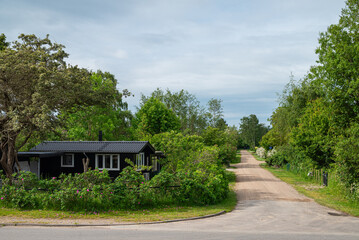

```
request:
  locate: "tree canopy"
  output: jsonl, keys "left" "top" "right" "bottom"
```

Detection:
{"left": 133, "top": 97, "right": 181, "bottom": 136}
{"left": 0, "top": 34, "right": 115, "bottom": 178}
{"left": 261, "top": 0, "right": 359, "bottom": 196}
{"left": 239, "top": 114, "right": 268, "bottom": 150}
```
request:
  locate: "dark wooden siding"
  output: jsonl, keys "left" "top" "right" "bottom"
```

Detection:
{"left": 32, "top": 144, "right": 157, "bottom": 179}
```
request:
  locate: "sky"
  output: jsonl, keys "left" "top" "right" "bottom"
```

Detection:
{"left": 0, "top": 0, "right": 346, "bottom": 126}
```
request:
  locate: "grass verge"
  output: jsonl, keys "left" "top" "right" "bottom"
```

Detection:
{"left": 262, "top": 164, "right": 359, "bottom": 217}
{"left": 0, "top": 192, "right": 237, "bottom": 223}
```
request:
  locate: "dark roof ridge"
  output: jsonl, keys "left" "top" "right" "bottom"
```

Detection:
{"left": 42, "top": 141, "right": 150, "bottom": 143}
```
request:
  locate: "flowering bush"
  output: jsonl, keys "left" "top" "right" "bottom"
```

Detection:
{"left": 266, "top": 148, "right": 277, "bottom": 158}
{"left": 256, "top": 147, "right": 266, "bottom": 159}
{"left": 0, "top": 134, "right": 231, "bottom": 211}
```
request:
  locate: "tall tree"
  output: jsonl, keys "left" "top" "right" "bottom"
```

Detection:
{"left": 0, "top": 33, "right": 9, "bottom": 51}
{"left": 239, "top": 114, "right": 268, "bottom": 150}
{"left": 207, "top": 98, "right": 223, "bottom": 127}
{"left": 140, "top": 88, "right": 208, "bottom": 134}
{"left": 59, "top": 71, "right": 133, "bottom": 141}
{"left": 0, "top": 34, "right": 108, "bottom": 178}
{"left": 133, "top": 97, "right": 180, "bottom": 136}
{"left": 309, "top": 0, "right": 359, "bottom": 129}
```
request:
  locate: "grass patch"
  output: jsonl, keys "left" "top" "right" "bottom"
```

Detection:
{"left": 253, "top": 154, "right": 266, "bottom": 161}
{"left": 262, "top": 164, "right": 359, "bottom": 217}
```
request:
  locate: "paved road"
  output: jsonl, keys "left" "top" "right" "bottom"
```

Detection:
{"left": 1, "top": 150, "right": 359, "bottom": 239}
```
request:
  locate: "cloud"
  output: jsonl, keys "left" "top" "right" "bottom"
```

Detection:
{"left": 0, "top": 0, "right": 347, "bottom": 127}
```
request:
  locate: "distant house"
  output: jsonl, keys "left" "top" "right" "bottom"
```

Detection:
{"left": 14, "top": 141, "right": 163, "bottom": 180}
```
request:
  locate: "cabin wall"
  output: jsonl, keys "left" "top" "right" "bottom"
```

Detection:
{"left": 39, "top": 152, "right": 140, "bottom": 179}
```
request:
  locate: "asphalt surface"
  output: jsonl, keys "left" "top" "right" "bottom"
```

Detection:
{"left": 1, "top": 150, "right": 359, "bottom": 240}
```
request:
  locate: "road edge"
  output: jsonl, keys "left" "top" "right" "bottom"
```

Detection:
{"left": 0, "top": 210, "right": 227, "bottom": 227}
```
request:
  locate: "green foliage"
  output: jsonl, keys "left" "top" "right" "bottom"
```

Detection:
{"left": 147, "top": 130, "right": 230, "bottom": 204}
{"left": 335, "top": 123, "right": 359, "bottom": 199}
{"left": 55, "top": 71, "right": 133, "bottom": 142}
{"left": 0, "top": 33, "right": 9, "bottom": 51}
{"left": 0, "top": 162, "right": 229, "bottom": 211}
{"left": 201, "top": 126, "right": 238, "bottom": 165}
{"left": 261, "top": 1, "right": 359, "bottom": 199}
{"left": 309, "top": 0, "right": 359, "bottom": 129}
{"left": 239, "top": 114, "right": 268, "bottom": 150}
{"left": 207, "top": 98, "right": 224, "bottom": 127}
{"left": 265, "top": 150, "right": 288, "bottom": 167}
{"left": 0, "top": 34, "right": 119, "bottom": 178}
{"left": 290, "top": 99, "right": 334, "bottom": 168}
{"left": 133, "top": 97, "right": 181, "bottom": 136}
{"left": 140, "top": 88, "right": 208, "bottom": 134}
{"left": 147, "top": 131, "right": 206, "bottom": 172}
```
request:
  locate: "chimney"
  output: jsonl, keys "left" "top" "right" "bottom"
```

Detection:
{"left": 99, "top": 130, "right": 103, "bottom": 141}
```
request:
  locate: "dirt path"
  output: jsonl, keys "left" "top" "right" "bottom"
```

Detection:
{"left": 233, "top": 150, "right": 310, "bottom": 202}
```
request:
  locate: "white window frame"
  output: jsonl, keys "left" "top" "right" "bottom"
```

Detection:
{"left": 95, "top": 154, "right": 120, "bottom": 170}
{"left": 136, "top": 153, "right": 145, "bottom": 170}
{"left": 61, "top": 154, "right": 74, "bottom": 167}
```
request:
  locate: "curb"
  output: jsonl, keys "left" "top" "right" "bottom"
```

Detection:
{"left": 0, "top": 210, "right": 226, "bottom": 227}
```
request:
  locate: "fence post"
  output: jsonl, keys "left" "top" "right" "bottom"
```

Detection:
{"left": 323, "top": 171, "right": 328, "bottom": 186}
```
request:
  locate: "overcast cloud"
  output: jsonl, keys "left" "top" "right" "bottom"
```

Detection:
{"left": 0, "top": 0, "right": 346, "bottom": 126}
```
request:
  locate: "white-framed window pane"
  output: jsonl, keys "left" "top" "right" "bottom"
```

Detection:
{"left": 105, "top": 155, "right": 111, "bottom": 168}
{"left": 97, "top": 155, "right": 103, "bottom": 168}
{"left": 61, "top": 154, "right": 74, "bottom": 167}
{"left": 96, "top": 154, "right": 119, "bottom": 170}
{"left": 112, "top": 155, "right": 119, "bottom": 169}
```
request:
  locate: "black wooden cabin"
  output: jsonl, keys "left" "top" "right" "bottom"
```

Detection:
{"left": 14, "top": 141, "right": 162, "bottom": 180}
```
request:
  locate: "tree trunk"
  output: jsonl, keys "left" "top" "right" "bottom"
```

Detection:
{"left": 0, "top": 133, "right": 17, "bottom": 179}
{"left": 82, "top": 157, "right": 90, "bottom": 173}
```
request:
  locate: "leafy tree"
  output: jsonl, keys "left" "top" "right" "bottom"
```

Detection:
{"left": 140, "top": 88, "right": 208, "bottom": 134}
{"left": 207, "top": 98, "right": 223, "bottom": 127}
{"left": 201, "top": 126, "right": 237, "bottom": 165}
{"left": 308, "top": 0, "right": 359, "bottom": 130}
{"left": 0, "top": 33, "right": 9, "bottom": 51}
{"left": 290, "top": 98, "right": 334, "bottom": 168}
{"left": 239, "top": 114, "right": 268, "bottom": 150}
{"left": 0, "top": 34, "right": 109, "bottom": 178}
{"left": 262, "top": 76, "right": 320, "bottom": 149}
{"left": 335, "top": 123, "right": 359, "bottom": 196}
{"left": 214, "top": 118, "right": 228, "bottom": 130}
{"left": 59, "top": 71, "right": 133, "bottom": 141}
{"left": 148, "top": 131, "right": 206, "bottom": 173}
{"left": 133, "top": 97, "right": 180, "bottom": 136}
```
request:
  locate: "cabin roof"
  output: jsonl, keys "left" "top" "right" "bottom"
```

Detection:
{"left": 29, "top": 141, "right": 155, "bottom": 154}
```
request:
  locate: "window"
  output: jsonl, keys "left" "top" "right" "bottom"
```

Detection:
{"left": 136, "top": 153, "right": 145, "bottom": 170}
{"left": 61, "top": 154, "right": 74, "bottom": 167}
{"left": 151, "top": 155, "right": 158, "bottom": 171}
{"left": 95, "top": 154, "right": 120, "bottom": 170}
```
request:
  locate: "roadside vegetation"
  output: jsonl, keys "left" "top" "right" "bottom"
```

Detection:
{"left": 0, "top": 34, "right": 240, "bottom": 220}
{"left": 0, "top": 171, "right": 237, "bottom": 222}
{"left": 261, "top": 164, "right": 359, "bottom": 217}
{"left": 258, "top": 0, "right": 359, "bottom": 205}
